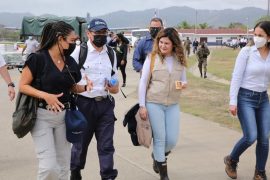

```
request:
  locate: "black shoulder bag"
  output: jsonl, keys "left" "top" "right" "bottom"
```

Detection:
{"left": 12, "top": 53, "right": 43, "bottom": 138}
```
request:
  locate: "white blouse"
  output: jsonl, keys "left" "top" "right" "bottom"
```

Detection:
{"left": 230, "top": 45, "right": 270, "bottom": 105}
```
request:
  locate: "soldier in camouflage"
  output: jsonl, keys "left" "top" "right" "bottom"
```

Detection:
{"left": 196, "top": 43, "right": 210, "bottom": 78}
{"left": 184, "top": 37, "right": 192, "bottom": 57}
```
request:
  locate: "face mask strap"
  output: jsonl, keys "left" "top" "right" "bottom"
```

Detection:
{"left": 57, "top": 41, "right": 66, "bottom": 62}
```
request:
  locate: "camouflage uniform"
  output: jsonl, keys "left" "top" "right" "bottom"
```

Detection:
{"left": 196, "top": 45, "right": 210, "bottom": 78}
{"left": 184, "top": 39, "right": 192, "bottom": 57}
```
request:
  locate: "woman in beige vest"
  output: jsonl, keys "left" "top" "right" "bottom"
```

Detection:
{"left": 138, "top": 27, "right": 187, "bottom": 180}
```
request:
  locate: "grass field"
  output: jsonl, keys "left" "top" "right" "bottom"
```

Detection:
{"left": 180, "top": 48, "right": 241, "bottom": 130}
{"left": 207, "top": 47, "right": 240, "bottom": 81}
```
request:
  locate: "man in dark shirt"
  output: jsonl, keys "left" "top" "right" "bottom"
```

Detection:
{"left": 192, "top": 38, "right": 199, "bottom": 54}
{"left": 132, "top": 17, "right": 163, "bottom": 72}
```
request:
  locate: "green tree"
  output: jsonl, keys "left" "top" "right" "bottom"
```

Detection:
{"left": 199, "top": 23, "right": 209, "bottom": 29}
{"left": 256, "top": 16, "right": 270, "bottom": 24}
{"left": 177, "top": 21, "right": 192, "bottom": 29}
{"left": 228, "top": 22, "right": 246, "bottom": 30}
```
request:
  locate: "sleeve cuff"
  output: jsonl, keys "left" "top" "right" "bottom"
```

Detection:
{"left": 229, "top": 99, "right": 237, "bottom": 106}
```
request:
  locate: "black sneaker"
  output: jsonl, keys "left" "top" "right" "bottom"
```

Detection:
{"left": 224, "top": 155, "right": 238, "bottom": 179}
{"left": 254, "top": 169, "right": 267, "bottom": 180}
{"left": 70, "top": 169, "right": 82, "bottom": 180}
{"left": 122, "top": 83, "right": 126, "bottom": 87}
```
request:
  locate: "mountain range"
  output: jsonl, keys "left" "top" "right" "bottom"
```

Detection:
{"left": 0, "top": 6, "right": 267, "bottom": 29}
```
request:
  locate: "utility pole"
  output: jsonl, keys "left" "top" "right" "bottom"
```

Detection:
{"left": 268, "top": 0, "right": 270, "bottom": 17}
{"left": 246, "top": 17, "right": 249, "bottom": 38}
{"left": 194, "top": 9, "right": 197, "bottom": 38}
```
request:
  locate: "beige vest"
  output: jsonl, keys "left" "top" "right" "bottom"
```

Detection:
{"left": 146, "top": 56, "right": 183, "bottom": 106}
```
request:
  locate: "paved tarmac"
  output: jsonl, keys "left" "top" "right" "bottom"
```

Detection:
{"left": 0, "top": 53, "right": 270, "bottom": 180}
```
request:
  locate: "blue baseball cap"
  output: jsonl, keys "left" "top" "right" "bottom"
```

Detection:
{"left": 88, "top": 18, "right": 108, "bottom": 31}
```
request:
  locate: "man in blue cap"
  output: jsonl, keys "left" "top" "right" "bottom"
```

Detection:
{"left": 70, "top": 18, "right": 119, "bottom": 180}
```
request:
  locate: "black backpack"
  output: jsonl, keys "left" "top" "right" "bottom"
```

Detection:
{"left": 78, "top": 42, "right": 115, "bottom": 76}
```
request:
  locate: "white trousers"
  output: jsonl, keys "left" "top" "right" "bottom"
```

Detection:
{"left": 31, "top": 108, "right": 70, "bottom": 180}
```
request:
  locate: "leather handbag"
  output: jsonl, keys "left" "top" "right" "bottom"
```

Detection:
{"left": 135, "top": 110, "right": 152, "bottom": 148}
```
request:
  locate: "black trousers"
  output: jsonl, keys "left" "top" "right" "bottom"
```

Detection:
{"left": 70, "top": 95, "right": 118, "bottom": 179}
{"left": 118, "top": 61, "right": 126, "bottom": 84}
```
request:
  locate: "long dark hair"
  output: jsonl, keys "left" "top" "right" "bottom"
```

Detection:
{"left": 151, "top": 27, "right": 187, "bottom": 67}
{"left": 38, "top": 21, "right": 74, "bottom": 51}
{"left": 116, "top": 33, "right": 129, "bottom": 44}
{"left": 254, "top": 21, "right": 270, "bottom": 48}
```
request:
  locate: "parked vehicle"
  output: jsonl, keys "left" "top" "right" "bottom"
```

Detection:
{"left": 20, "top": 16, "right": 87, "bottom": 41}
{"left": 2, "top": 52, "right": 24, "bottom": 71}
{"left": 131, "top": 29, "right": 149, "bottom": 47}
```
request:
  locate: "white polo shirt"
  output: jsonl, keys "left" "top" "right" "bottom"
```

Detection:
{"left": 24, "top": 39, "right": 39, "bottom": 54}
{"left": 71, "top": 41, "right": 118, "bottom": 98}
{"left": 0, "top": 53, "right": 6, "bottom": 68}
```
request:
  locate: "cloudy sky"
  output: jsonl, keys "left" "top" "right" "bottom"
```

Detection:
{"left": 0, "top": 0, "right": 266, "bottom": 17}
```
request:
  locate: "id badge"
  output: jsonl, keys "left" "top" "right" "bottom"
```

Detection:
{"left": 175, "top": 81, "right": 182, "bottom": 90}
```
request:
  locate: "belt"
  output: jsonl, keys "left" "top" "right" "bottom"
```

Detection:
{"left": 78, "top": 95, "right": 108, "bottom": 102}
{"left": 38, "top": 101, "right": 71, "bottom": 110}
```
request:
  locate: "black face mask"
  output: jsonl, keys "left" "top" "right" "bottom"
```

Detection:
{"left": 92, "top": 35, "right": 107, "bottom": 47}
{"left": 63, "top": 43, "right": 76, "bottom": 56}
{"left": 150, "top": 27, "right": 161, "bottom": 39}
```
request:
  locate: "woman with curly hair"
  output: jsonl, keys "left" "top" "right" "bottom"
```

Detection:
{"left": 138, "top": 27, "right": 187, "bottom": 180}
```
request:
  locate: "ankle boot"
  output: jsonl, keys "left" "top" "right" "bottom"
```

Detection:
{"left": 224, "top": 155, "right": 238, "bottom": 179}
{"left": 152, "top": 152, "right": 171, "bottom": 174}
{"left": 254, "top": 169, "right": 267, "bottom": 180}
{"left": 204, "top": 72, "right": 207, "bottom": 78}
{"left": 156, "top": 161, "right": 170, "bottom": 180}
{"left": 151, "top": 153, "right": 159, "bottom": 173}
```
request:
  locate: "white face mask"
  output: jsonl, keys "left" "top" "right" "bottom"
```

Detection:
{"left": 29, "top": 36, "right": 33, "bottom": 40}
{"left": 253, "top": 36, "right": 267, "bottom": 49}
{"left": 76, "top": 40, "right": 81, "bottom": 45}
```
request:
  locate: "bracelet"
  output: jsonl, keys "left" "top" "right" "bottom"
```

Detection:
{"left": 84, "top": 85, "right": 87, "bottom": 91}
{"left": 8, "top": 82, "right": 15, "bottom": 87}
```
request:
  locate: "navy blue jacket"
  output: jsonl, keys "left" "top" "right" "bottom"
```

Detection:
{"left": 132, "top": 34, "right": 153, "bottom": 72}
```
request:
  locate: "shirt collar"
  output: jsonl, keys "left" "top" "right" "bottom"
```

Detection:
{"left": 145, "top": 34, "right": 153, "bottom": 41}
{"left": 250, "top": 45, "right": 258, "bottom": 52}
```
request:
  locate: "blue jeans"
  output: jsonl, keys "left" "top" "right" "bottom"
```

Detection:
{"left": 230, "top": 88, "right": 270, "bottom": 171}
{"left": 146, "top": 102, "right": 180, "bottom": 162}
